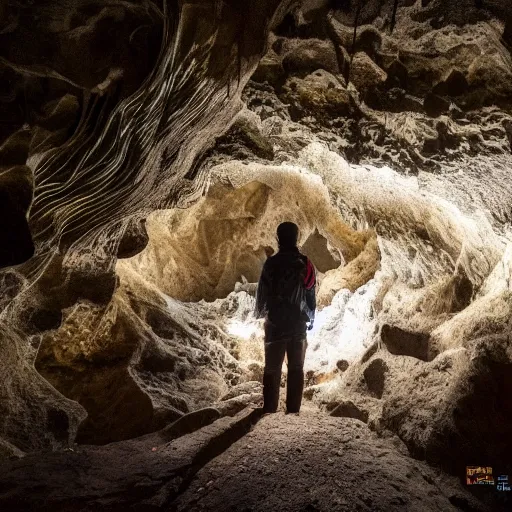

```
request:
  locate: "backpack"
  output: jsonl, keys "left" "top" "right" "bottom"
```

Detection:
{"left": 267, "top": 253, "right": 308, "bottom": 324}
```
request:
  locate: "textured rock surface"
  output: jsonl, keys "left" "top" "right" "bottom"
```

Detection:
{"left": 0, "top": 327, "right": 86, "bottom": 452}
{"left": 0, "top": 406, "right": 494, "bottom": 512}
{"left": 174, "top": 408, "right": 490, "bottom": 512}
{"left": 0, "top": 2, "right": 510, "bottom": 510}
{"left": 0, "top": 0, "right": 293, "bottom": 450}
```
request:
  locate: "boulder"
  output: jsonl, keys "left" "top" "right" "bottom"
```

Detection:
{"left": 300, "top": 228, "right": 341, "bottom": 273}
{"left": 432, "top": 69, "right": 469, "bottom": 97}
{"left": 381, "top": 335, "right": 512, "bottom": 474}
{"left": 282, "top": 71, "right": 352, "bottom": 120}
{"left": 349, "top": 52, "right": 387, "bottom": 97}
{"left": 215, "top": 393, "right": 263, "bottom": 417}
{"left": 385, "top": 59, "right": 408, "bottom": 89}
{"left": 354, "top": 27, "right": 382, "bottom": 59}
{"left": 282, "top": 38, "right": 339, "bottom": 75}
{"left": 251, "top": 52, "right": 285, "bottom": 85}
{"left": 221, "top": 381, "right": 263, "bottom": 401}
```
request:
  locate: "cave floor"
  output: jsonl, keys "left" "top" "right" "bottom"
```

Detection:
{"left": 0, "top": 405, "right": 487, "bottom": 512}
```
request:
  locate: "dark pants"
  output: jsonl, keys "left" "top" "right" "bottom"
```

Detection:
{"left": 263, "top": 336, "right": 307, "bottom": 413}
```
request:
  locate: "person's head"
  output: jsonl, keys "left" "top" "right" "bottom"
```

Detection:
{"left": 276, "top": 222, "right": 299, "bottom": 250}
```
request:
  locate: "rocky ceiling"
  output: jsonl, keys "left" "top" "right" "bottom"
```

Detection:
{"left": 0, "top": 1, "right": 512, "bottom": 509}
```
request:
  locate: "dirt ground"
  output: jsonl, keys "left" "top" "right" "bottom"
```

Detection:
{"left": 0, "top": 403, "right": 495, "bottom": 512}
{"left": 172, "top": 406, "right": 487, "bottom": 512}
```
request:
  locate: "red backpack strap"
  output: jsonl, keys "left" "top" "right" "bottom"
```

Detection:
{"left": 304, "top": 258, "right": 315, "bottom": 290}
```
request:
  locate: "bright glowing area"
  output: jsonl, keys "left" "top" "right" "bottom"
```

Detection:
{"left": 305, "top": 279, "right": 379, "bottom": 373}
{"left": 227, "top": 319, "right": 261, "bottom": 340}
{"left": 224, "top": 279, "right": 380, "bottom": 378}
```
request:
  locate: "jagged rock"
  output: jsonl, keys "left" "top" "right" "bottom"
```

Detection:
{"left": 503, "top": 119, "right": 512, "bottom": 150}
{"left": 353, "top": 27, "right": 382, "bottom": 59}
{"left": 317, "top": 234, "right": 380, "bottom": 307}
{"left": 361, "top": 341, "right": 379, "bottom": 364}
{"left": 0, "top": 327, "right": 86, "bottom": 452}
{"left": 282, "top": 70, "right": 353, "bottom": 119}
{"left": 327, "top": 17, "right": 381, "bottom": 54}
{"left": 422, "top": 119, "right": 461, "bottom": 154}
{"left": 242, "top": 362, "right": 265, "bottom": 383}
{"left": 252, "top": 52, "right": 285, "bottom": 85}
{"left": 367, "top": 86, "right": 424, "bottom": 113}
{"left": 381, "top": 335, "right": 512, "bottom": 474}
{"left": 219, "top": 110, "right": 274, "bottom": 160}
{"left": 385, "top": 59, "right": 408, "bottom": 89}
{"left": 35, "top": 269, "right": 247, "bottom": 444}
{"left": 214, "top": 393, "right": 263, "bottom": 417}
{"left": 349, "top": 52, "right": 387, "bottom": 97}
{"left": 467, "top": 53, "right": 512, "bottom": 99}
{"left": 301, "top": 228, "right": 341, "bottom": 273}
{"left": 36, "top": 300, "right": 164, "bottom": 444}
{"left": 305, "top": 369, "right": 338, "bottom": 387}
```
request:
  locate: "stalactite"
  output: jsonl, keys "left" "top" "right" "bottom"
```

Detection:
{"left": 390, "top": 0, "right": 400, "bottom": 34}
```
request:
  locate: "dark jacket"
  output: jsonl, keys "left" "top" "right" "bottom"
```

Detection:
{"left": 255, "top": 247, "right": 316, "bottom": 341}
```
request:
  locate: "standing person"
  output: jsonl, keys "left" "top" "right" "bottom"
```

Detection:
{"left": 255, "top": 222, "right": 316, "bottom": 414}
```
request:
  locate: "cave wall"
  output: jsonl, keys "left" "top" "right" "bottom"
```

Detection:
{"left": 196, "top": 0, "right": 512, "bottom": 475}
{"left": 0, "top": 0, "right": 511, "bottom": 476}
{"left": 119, "top": 154, "right": 373, "bottom": 302}
{"left": 0, "top": 0, "right": 295, "bottom": 451}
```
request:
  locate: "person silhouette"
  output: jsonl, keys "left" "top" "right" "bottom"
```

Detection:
{"left": 255, "top": 222, "right": 316, "bottom": 414}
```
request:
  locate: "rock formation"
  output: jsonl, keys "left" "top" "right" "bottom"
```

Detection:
{"left": 0, "top": 0, "right": 511, "bottom": 510}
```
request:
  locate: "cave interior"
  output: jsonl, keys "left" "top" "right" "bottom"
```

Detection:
{"left": 0, "top": 0, "right": 512, "bottom": 510}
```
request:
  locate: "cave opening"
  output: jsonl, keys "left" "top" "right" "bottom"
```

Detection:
{"left": 32, "top": 166, "right": 381, "bottom": 445}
